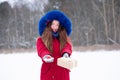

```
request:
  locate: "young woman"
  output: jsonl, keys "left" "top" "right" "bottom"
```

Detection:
{"left": 36, "top": 10, "right": 72, "bottom": 80}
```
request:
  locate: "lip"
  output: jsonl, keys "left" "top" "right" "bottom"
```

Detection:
{"left": 53, "top": 29, "right": 58, "bottom": 32}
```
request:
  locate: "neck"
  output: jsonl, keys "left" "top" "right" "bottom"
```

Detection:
{"left": 52, "top": 31, "right": 59, "bottom": 38}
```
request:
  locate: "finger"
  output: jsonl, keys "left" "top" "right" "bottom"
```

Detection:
{"left": 44, "top": 57, "right": 54, "bottom": 63}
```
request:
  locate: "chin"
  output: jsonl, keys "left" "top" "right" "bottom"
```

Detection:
{"left": 53, "top": 30, "right": 58, "bottom": 32}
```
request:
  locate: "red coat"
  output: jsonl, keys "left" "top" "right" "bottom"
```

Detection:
{"left": 36, "top": 37, "right": 72, "bottom": 80}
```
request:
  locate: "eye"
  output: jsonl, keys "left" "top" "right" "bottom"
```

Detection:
{"left": 52, "top": 23, "right": 54, "bottom": 25}
{"left": 57, "top": 23, "right": 59, "bottom": 26}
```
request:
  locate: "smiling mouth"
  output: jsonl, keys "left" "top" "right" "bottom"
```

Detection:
{"left": 53, "top": 29, "right": 58, "bottom": 32}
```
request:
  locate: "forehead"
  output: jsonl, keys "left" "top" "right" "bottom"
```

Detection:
{"left": 52, "top": 20, "right": 60, "bottom": 24}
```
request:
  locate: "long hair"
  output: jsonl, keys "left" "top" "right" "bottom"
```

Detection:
{"left": 41, "top": 21, "right": 69, "bottom": 53}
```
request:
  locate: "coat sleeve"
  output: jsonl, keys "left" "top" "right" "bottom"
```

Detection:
{"left": 36, "top": 37, "right": 51, "bottom": 58}
{"left": 61, "top": 37, "right": 73, "bottom": 56}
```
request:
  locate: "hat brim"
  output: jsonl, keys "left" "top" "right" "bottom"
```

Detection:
{"left": 38, "top": 10, "right": 72, "bottom": 36}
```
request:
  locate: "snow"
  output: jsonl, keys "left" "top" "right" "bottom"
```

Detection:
{"left": 0, "top": 50, "right": 120, "bottom": 80}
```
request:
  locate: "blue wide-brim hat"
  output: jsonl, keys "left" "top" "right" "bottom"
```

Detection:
{"left": 38, "top": 10, "right": 72, "bottom": 36}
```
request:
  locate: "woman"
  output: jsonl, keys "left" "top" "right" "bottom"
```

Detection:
{"left": 36, "top": 10, "right": 72, "bottom": 80}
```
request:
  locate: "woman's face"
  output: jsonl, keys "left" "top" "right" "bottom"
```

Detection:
{"left": 51, "top": 20, "right": 60, "bottom": 32}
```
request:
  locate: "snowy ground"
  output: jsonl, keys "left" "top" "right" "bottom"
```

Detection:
{"left": 0, "top": 50, "right": 120, "bottom": 80}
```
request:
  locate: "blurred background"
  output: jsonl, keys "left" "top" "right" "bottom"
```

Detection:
{"left": 0, "top": 1, "right": 120, "bottom": 80}
{"left": 0, "top": 0, "right": 120, "bottom": 52}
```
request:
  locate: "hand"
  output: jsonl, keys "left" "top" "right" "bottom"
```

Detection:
{"left": 63, "top": 53, "right": 69, "bottom": 58}
{"left": 43, "top": 55, "right": 54, "bottom": 63}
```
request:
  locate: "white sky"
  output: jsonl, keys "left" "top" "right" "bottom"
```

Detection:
{"left": 0, "top": 0, "right": 34, "bottom": 7}
{"left": 0, "top": 0, "right": 34, "bottom": 2}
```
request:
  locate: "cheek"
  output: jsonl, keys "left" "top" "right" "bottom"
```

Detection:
{"left": 51, "top": 26, "right": 59, "bottom": 30}
{"left": 51, "top": 26, "right": 54, "bottom": 30}
{"left": 57, "top": 26, "right": 59, "bottom": 29}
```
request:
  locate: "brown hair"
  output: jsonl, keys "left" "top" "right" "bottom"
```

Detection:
{"left": 41, "top": 21, "right": 69, "bottom": 53}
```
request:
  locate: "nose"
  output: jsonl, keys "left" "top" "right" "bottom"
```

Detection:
{"left": 53, "top": 26, "right": 58, "bottom": 31}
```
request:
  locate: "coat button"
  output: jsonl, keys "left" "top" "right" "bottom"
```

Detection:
{"left": 52, "top": 76, "right": 54, "bottom": 79}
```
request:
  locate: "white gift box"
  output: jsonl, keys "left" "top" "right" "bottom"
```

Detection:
{"left": 57, "top": 57, "right": 77, "bottom": 70}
